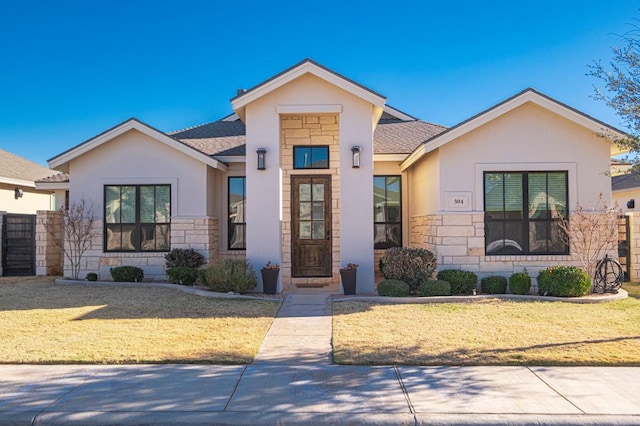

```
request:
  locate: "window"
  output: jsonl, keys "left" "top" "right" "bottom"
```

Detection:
{"left": 484, "top": 171, "right": 568, "bottom": 255}
{"left": 374, "top": 176, "right": 402, "bottom": 249}
{"left": 228, "top": 177, "right": 246, "bottom": 250}
{"left": 104, "top": 185, "right": 171, "bottom": 252}
{"left": 293, "top": 146, "right": 329, "bottom": 169}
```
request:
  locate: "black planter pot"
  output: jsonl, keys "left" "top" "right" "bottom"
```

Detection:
{"left": 340, "top": 269, "right": 357, "bottom": 295}
{"left": 261, "top": 268, "right": 279, "bottom": 294}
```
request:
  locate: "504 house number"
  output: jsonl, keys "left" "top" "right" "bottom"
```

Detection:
{"left": 445, "top": 192, "right": 472, "bottom": 211}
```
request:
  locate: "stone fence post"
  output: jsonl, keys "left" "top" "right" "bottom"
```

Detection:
{"left": 36, "top": 210, "right": 64, "bottom": 276}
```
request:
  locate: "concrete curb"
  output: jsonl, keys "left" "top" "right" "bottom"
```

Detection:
{"left": 334, "top": 288, "right": 628, "bottom": 304}
{"left": 54, "top": 278, "right": 284, "bottom": 301}
{"left": 25, "top": 411, "right": 640, "bottom": 425}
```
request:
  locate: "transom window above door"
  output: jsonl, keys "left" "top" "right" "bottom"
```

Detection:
{"left": 293, "top": 146, "right": 329, "bottom": 169}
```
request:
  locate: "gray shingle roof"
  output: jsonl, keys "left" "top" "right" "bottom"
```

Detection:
{"left": 0, "top": 148, "right": 56, "bottom": 183}
{"left": 169, "top": 117, "right": 446, "bottom": 157}
{"left": 170, "top": 121, "right": 246, "bottom": 156}
{"left": 612, "top": 172, "right": 640, "bottom": 191}
{"left": 374, "top": 119, "right": 446, "bottom": 154}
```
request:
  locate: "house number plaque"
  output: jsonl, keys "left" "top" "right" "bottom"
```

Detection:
{"left": 444, "top": 192, "right": 472, "bottom": 211}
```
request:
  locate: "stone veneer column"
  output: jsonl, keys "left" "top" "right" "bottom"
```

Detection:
{"left": 280, "top": 115, "right": 341, "bottom": 291}
{"left": 626, "top": 213, "right": 640, "bottom": 282}
{"left": 35, "top": 210, "right": 64, "bottom": 276}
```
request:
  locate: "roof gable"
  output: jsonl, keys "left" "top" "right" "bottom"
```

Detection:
{"left": 48, "top": 118, "right": 227, "bottom": 172}
{"left": 231, "top": 59, "right": 387, "bottom": 121}
{"left": 401, "top": 88, "right": 630, "bottom": 171}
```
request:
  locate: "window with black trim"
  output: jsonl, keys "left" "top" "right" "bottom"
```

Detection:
{"left": 104, "top": 185, "right": 171, "bottom": 252}
{"left": 374, "top": 175, "right": 402, "bottom": 249}
{"left": 293, "top": 146, "right": 329, "bottom": 169}
{"left": 228, "top": 177, "right": 246, "bottom": 250}
{"left": 484, "top": 171, "right": 568, "bottom": 255}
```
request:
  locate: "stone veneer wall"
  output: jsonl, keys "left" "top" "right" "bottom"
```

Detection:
{"left": 626, "top": 212, "right": 640, "bottom": 282}
{"left": 71, "top": 217, "right": 218, "bottom": 281}
{"left": 280, "top": 115, "right": 341, "bottom": 291}
{"left": 35, "top": 210, "right": 64, "bottom": 275}
{"left": 410, "top": 213, "right": 584, "bottom": 291}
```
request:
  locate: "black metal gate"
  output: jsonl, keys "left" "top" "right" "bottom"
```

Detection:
{"left": 1, "top": 214, "right": 36, "bottom": 276}
{"left": 618, "top": 215, "right": 631, "bottom": 282}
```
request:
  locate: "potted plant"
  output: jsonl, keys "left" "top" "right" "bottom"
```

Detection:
{"left": 261, "top": 261, "right": 280, "bottom": 294}
{"left": 340, "top": 263, "right": 358, "bottom": 295}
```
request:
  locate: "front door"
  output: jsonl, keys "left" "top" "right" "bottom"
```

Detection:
{"left": 292, "top": 175, "right": 332, "bottom": 277}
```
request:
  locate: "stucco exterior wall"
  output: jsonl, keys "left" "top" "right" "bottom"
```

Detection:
{"left": 0, "top": 183, "right": 53, "bottom": 214}
{"left": 408, "top": 151, "right": 440, "bottom": 216}
{"left": 406, "top": 103, "right": 616, "bottom": 288}
{"left": 63, "top": 129, "right": 222, "bottom": 279}
{"left": 613, "top": 189, "right": 640, "bottom": 213}
{"left": 243, "top": 73, "right": 376, "bottom": 293}
{"left": 68, "top": 129, "right": 209, "bottom": 217}
{"left": 438, "top": 102, "right": 611, "bottom": 210}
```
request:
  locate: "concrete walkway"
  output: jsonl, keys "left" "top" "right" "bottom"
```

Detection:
{"left": 253, "top": 294, "right": 332, "bottom": 365}
{"left": 1, "top": 294, "right": 640, "bottom": 425}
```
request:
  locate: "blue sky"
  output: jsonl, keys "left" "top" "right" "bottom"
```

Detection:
{"left": 0, "top": 0, "right": 638, "bottom": 166}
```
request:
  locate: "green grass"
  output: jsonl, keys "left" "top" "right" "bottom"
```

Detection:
{"left": 0, "top": 277, "right": 281, "bottom": 364}
{"left": 333, "top": 283, "right": 640, "bottom": 366}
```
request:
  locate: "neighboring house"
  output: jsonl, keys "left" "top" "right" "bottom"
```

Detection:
{"left": 43, "top": 59, "right": 625, "bottom": 292}
{"left": 612, "top": 171, "right": 640, "bottom": 212}
{"left": 0, "top": 148, "right": 57, "bottom": 214}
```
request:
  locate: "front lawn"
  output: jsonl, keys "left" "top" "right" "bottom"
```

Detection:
{"left": 333, "top": 283, "right": 640, "bottom": 366}
{"left": 0, "top": 277, "right": 281, "bottom": 364}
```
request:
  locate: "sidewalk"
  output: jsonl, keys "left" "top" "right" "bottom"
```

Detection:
{"left": 1, "top": 294, "right": 639, "bottom": 425}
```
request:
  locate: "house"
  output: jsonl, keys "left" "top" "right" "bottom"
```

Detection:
{"left": 42, "top": 59, "right": 626, "bottom": 291}
{"left": 0, "top": 148, "right": 58, "bottom": 214}
{"left": 0, "top": 149, "right": 61, "bottom": 276}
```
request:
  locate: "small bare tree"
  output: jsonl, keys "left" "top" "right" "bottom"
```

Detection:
{"left": 559, "top": 193, "right": 621, "bottom": 280}
{"left": 45, "top": 198, "right": 96, "bottom": 280}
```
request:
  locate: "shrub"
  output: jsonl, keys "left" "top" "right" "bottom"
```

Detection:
{"left": 480, "top": 276, "right": 508, "bottom": 294}
{"left": 164, "top": 248, "right": 205, "bottom": 269}
{"left": 509, "top": 272, "right": 532, "bottom": 295}
{"left": 379, "top": 247, "right": 437, "bottom": 292}
{"left": 436, "top": 270, "right": 478, "bottom": 295}
{"left": 167, "top": 266, "right": 199, "bottom": 286}
{"left": 200, "top": 259, "right": 257, "bottom": 293}
{"left": 110, "top": 266, "right": 144, "bottom": 282}
{"left": 417, "top": 279, "right": 451, "bottom": 297}
{"left": 377, "top": 279, "right": 411, "bottom": 297}
{"left": 86, "top": 272, "right": 98, "bottom": 282}
{"left": 537, "top": 266, "right": 591, "bottom": 297}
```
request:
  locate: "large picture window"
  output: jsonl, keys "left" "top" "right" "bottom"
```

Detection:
{"left": 484, "top": 171, "right": 568, "bottom": 255}
{"left": 374, "top": 176, "right": 402, "bottom": 249}
{"left": 228, "top": 177, "right": 246, "bottom": 250}
{"left": 105, "top": 185, "right": 171, "bottom": 252}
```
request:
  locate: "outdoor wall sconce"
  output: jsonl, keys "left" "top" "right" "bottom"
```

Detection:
{"left": 351, "top": 146, "right": 361, "bottom": 168}
{"left": 14, "top": 187, "right": 23, "bottom": 199}
{"left": 628, "top": 199, "right": 635, "bottom": 209}
{"left": 257, "top": 148, "right": 266, "bottom": 170}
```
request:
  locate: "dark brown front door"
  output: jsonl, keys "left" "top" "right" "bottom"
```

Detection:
{"left": 292, "top": 175, "right": 332, "bottom": 277}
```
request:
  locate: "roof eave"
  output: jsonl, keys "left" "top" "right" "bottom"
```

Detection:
{"left": 35, "top": 181, "right": 70, "bottom": 191}
{"left": 0, "top": 176, "right": 37, "bottom": 188}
